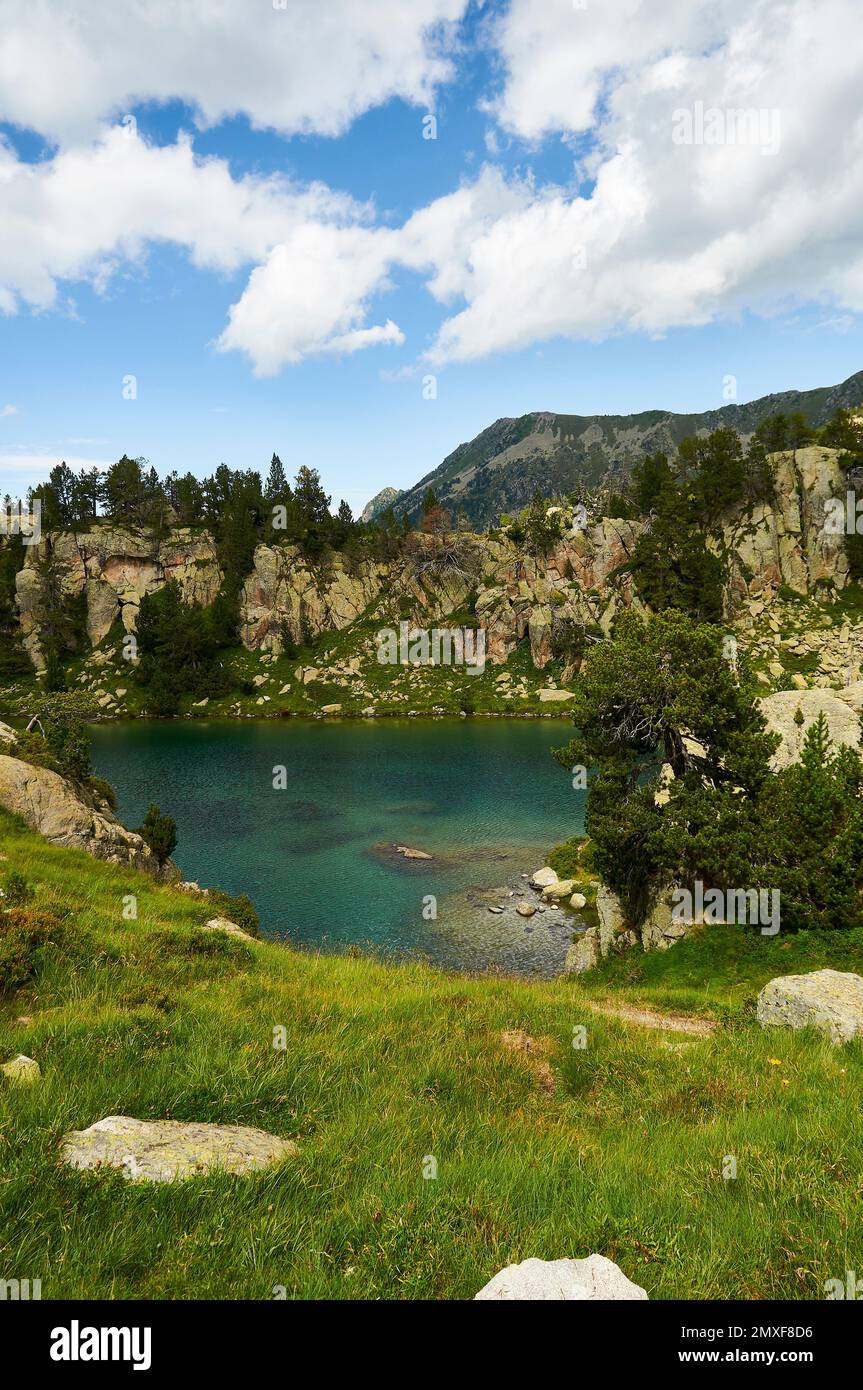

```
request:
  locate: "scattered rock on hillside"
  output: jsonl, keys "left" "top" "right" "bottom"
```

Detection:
{"left": 474, "top": 1254, "right": 648, "bottom": 1300}
{"left": 570, "top": 892, "right": 587, "bottom": 909}
{"left": 756, "top": 969, "right": 863, "bottom": 1045}
{"left": 759, "top": 690, "right": 862, "bottom": 771}
{"left": 203, "top": 917, "right": 255, "bottom": 941}
{"left": 0, "top": 755, "right": 179, "bottom": 882}
{"left": 60, "top": 1116, "right": 299, "bottom": 1182}
{"left": 1, "top": 1054, "right": 41, "bottom": 1086}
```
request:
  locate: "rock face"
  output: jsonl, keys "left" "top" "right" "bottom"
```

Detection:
{"left": 759, "top": 689, "right": 862, "bottom": 770}
{"left": 564, "top": 928, "right": 601, "bottom": 975}
{"left": 596, "top": 884, "right": 626, "bottom": 955}
{"left": 756, "top": 970, "right": 863, "bottom": 1044}
{"left": 640, "top": 895, "right": 692, "bottom": 952}
{"left": 61, "top": 1116, "right": 299, "bottom": 1182}
{"left": 474, "top": 1254, "right": 648, "bottom": 1301}
{"left": 7, "top": 441, "right": 859, "bottom": 689}
{"left": 17, "top": 526, "right": 222, "bottom": 670}
{"left": 7, "top": 445, "right": 856, "bottom": 677}
{"left": 565, "top": 883, "right": 692, "bottom": 974}
{"left": 0, "top": 754, "right": 178, "bottom": 881}
{"left": 240, "top": 544, "right": 385, "bottom": 656}
{"left": 723, "top": 448, "right": 849, "bottom": 606}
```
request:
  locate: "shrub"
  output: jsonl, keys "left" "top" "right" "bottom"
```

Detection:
{"left": 547, "top": 838, "right": 589, "bottom": 880}
{"left": 89, "top": 775, "right": 117, "bottom": 809}
{"left": 0, "top": 908, "right": 76, "bottom": 995}
{"left": 2, "top": 872, "right": 34, "bottom": 907}
{"left": 206, "top": 889, "right": 260, "bottom": 938}
{"left": 138, "top": 804, "right": 177, "bottom": 864}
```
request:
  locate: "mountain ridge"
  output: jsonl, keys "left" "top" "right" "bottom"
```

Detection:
{"left": 379, "top": 369, "right": 863, "bottom": 528}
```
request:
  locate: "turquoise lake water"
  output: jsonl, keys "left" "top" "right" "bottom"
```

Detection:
{"left": 90, "top": 719, "right": 585, "bottom": 976}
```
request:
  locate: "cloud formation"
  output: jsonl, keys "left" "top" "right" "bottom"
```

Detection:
{"left": 0, "top": 0, "right": 467, "bottom": 145}
{"left": 1, "top": 0, "right": 862, "bottom": 372}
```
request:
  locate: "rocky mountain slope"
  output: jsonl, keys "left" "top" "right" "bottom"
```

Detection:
{"left": 383, "top": 369, "right": 863, "bottom": 528}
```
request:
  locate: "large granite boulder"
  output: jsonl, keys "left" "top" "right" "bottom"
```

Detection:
{"left": 530, "top": 867, "right": 558, "bottom": 889}
{"left": 61, "top": 1116, "right": 298, "bottom": 1182}
{"left": 474, "top": 1254, "right": 648, "bottom": 1301}
{"left": 0, "top": 754, "right": 178, "bottom": 881}
{"left": 756, "top": 970, "right": 863, "bottom": 1044}
{"left": 759, "top": 689, "right": 861, "bottom": 771}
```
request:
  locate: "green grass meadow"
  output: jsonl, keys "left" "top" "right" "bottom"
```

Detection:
{"left": 1, "top": 807, "right": 862, "bottom": 1300}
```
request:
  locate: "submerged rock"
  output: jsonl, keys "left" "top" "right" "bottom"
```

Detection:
{"left": 474, "top": 1254, "right": 648, "bottom": 1301}
{"left": 60, "top": 1116, "right": 299, "bottom": 1182}
{"left": 756, "top": 969, "right": 863, "bottom": 1044}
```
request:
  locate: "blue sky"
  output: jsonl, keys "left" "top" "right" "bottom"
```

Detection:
{"left": 1, "top": 0, "right": 862, "bottom": 514}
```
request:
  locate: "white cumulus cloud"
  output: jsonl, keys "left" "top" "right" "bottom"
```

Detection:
{"left": 0, "top": 0, "right": 468, "bottom": 145}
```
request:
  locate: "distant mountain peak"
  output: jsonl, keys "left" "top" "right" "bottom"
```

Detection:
{"left": 360, "top": 485, "right": 402, "bottom": 524}
{"left": 392, "top": 369, "right": 863, "bottom": 528}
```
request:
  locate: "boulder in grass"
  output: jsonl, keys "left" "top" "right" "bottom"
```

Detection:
{"left": 475, "top": 1254, "right": 648, "bottom": 1301}
{"left": 1, "top": 1054, "right": 41, "bottom": 1086}
{"left": 756, "top": 969, "right": 863, "bottom": 1045}
{"left": 203, "top": 916, "right": 254, "bottom": 941}
{"left": 61, "top": 1116, "right": 299, "bottom": 1182}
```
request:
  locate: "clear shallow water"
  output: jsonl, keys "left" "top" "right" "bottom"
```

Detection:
{"left": 91, "top": 719, "right": 585, "bottom": 976}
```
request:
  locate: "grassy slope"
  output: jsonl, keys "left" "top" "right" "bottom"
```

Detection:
{"left": 2, "top": 806, "right": 863, "bottom": 1301}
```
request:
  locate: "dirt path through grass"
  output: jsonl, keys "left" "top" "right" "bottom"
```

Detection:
{"left": 586, "top": 1001, "right": 718, "bottom": 1035}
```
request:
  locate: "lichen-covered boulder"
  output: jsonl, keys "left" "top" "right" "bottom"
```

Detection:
{"left": 1, "top": 1054, "right": 41, "bottom": 1086}
{"left": 475, "top": 1254, "right": 648, "bottom": 1301}
{"left": 756, "top": 970, "right": 863, "bottom": 1045}
{"left": 61, "top": 1116, "right": 298, "bottom": 1182}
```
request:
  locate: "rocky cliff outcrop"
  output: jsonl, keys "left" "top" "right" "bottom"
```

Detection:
{"left": 6, "top": 446, "right": 854, "bottom": 676}
{"left": 16, "top": 526, "right": 221, "bottom": 671}
{"left": 721, "top": 447, "right": 849, "bottom": 608}
{"left": 0, "top": 753, "right": 179, "bottom": 881}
